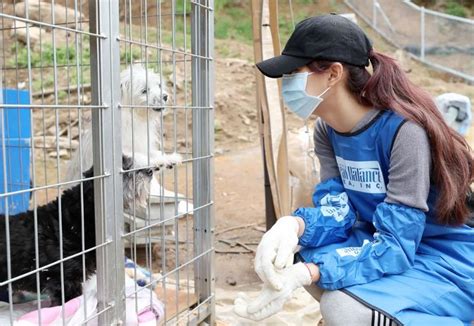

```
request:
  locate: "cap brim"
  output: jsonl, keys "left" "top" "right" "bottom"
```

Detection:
{"left": 256, "top": 55, "right": 313, "bottom": 78}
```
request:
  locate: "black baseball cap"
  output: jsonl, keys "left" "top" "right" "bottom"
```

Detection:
{"left": 256, "top": 14, "right": 373, "bottom": 78}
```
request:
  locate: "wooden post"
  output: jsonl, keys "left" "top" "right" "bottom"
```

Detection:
{"left": 251, "top": 0, "right": 291, "bottom": 228}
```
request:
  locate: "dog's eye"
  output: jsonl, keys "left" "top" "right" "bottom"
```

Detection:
{"left": 142, "top": 88, "right": 147, "bottom": 94}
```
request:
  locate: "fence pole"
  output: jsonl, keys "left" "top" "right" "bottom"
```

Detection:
{"left": 420, "top": 6, "right": 425, "bottom": 60}
{"left": 372, "top": 0, "right": 377, "bottom": 28}
{"left": 192, "top": 0, "right": 215, "bottom": 323}
{"left": 89, "top": 0, "right": 124, "bottom": 323}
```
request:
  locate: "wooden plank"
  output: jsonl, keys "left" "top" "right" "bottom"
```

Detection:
{"left": 268, "top": 0, "right": 291, "bottom": 217}
{"left": 252, "top": 0, "right": 283, "bottom": 217}
{"left": 251, "top": 0, "right": 291, "bottom": 218}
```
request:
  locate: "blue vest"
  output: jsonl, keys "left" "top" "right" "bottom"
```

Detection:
{"left": 318, "top": 110, "right": 474, "bottom": 325}
{"left": 327, "top": 110, "right": 407, "bottom": 221}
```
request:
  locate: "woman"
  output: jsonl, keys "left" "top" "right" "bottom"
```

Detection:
{"left": 234, "top": 14, "right": 474, "bottom": 325}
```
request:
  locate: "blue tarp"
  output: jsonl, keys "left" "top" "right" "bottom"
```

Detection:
{"left": 0, "top": 89, "right": 31, "bottom": 215}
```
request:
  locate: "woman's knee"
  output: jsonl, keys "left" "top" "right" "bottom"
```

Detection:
{"left": 303, "top": 284, "right": 324, "bottom": 301}
{"left": 320, "top": 290, "right": 374, "bottom": 326}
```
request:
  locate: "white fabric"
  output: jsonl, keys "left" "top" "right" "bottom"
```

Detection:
{"left": 233, "top": 263, "right": 312, "bottom": 321}
{"left": 0, "top": 274, "right": 164, "bottom": 325}
{"left": 254, "top": 216, "right": 300, "bottom": 290}
{"left": 124, "top": 274, "right": 164, "bottom": 326}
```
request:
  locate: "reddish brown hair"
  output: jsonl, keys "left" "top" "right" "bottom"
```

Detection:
{"left": 308, "top": 50, "right": 473, "bottom": 225}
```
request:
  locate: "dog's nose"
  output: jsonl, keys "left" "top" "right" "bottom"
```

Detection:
{"left": 163, "top": 94, "right": 168, "bottom": 102}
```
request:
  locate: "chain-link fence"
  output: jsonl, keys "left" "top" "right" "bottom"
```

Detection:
{"left": 345, "top": 0, "right": 474, "bottom": 83}
{"left": 0, "top": 0, "right": 214, "bottom": 324}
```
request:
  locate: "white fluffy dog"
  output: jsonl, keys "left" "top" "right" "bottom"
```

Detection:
{"left": 66, "top": 64, "right": 181, "bottom": 182}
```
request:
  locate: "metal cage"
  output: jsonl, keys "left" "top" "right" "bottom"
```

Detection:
{"left": 0, "top": 0, "right": 214, "bottom": 324}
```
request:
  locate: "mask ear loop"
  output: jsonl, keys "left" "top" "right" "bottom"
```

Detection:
{"left": 318, "top": 87, "right": 331, "bottom": 98}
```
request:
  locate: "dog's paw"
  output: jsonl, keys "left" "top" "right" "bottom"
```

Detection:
{"left": 165, "top": 152, "right": 183, "bottom": 169}
{"left": 152, "top": 152, "right": 183, "bottom": 170}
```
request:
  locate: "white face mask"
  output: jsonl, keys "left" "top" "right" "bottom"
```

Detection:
{"left": 282, "top": 72, "right": 330, "bottom": 120}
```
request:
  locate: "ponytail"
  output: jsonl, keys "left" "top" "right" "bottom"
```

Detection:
{"left": 309, "top": 50, "right": 474, "bottom": 225}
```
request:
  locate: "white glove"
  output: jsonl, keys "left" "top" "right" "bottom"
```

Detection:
{"left": 254, "top": 216, "right": 300, "bottom": 290}
{"left": 234, "top": 262, "right": 312, "bottom": 321}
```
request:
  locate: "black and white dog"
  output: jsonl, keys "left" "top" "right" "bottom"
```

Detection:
{"left": 0, "top": 154, "right": 171, "bottom": 305}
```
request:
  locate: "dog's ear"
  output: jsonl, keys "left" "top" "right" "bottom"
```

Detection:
{"left": 122, "top": 154, "right": 134, "bottom": 171}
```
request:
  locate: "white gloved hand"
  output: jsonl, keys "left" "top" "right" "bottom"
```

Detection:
{"left": 234, "top": 262, "right": 312, "bottom": 321}
{"left": 254, "top": 216, "right": 300, "bottom": 290}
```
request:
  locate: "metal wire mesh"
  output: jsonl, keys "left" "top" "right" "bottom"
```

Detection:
{"left": 0, "top": 0, "right": 214, "bottom": 324}
{"left": 345, "top": 0, "right": 474, "bottom": 83}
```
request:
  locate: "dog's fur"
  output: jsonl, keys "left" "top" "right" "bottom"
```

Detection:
{"left": 0, "top": 155, "right": 162, "bottom": 305}
{"left": 120, "top": 64, "right": 169, "bottom": 157}
{"left": 66, "top": 64, "right": 173, "bottom": 182}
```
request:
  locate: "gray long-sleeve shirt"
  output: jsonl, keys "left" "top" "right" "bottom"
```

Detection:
{"left": 314, "top": 109, "right": 432, "bottom": 211}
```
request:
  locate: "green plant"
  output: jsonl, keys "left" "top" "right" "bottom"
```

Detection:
{"left": 32, "top": 74, "right": 55, "bottom": 92}
{"left": 445, "top": 0, "right": 467, "bottom": 17}
{"left": 213, "top": 1, "right": 253, "bottom": 43}
{"left": 120, "top": 47, "right": 142, "bottom": 64}
{"left": 9, "top": 42, "right": 90, "bottom": 69}
{"left": 57, "top": 90, "right": 68, "bottom": 100}
{"left": 214, "top": 0, "right": 234, "bottom": 13}
{"left": 176, "top": 0, "right": 191, "bottom": 14}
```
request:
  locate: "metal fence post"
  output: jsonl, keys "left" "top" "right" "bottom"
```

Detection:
{"left": 345, "top": 0, "right": 474, "bottom": 83}
{"left": 372, "top": 0, "right": 377, "bottom": 28}
{"left": 420, "top": 6, "right": 425, "bottom": 61}
{"left": 89, "top": 0, "right": 124, "bottom": 324}
{"left": 192, "top": 0, "right": 215, "bottom": 323}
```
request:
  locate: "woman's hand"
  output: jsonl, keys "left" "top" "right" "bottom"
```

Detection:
{"left": 234, "top": 262, "right": 316, "bottom": 321}
{"left": 254, "top": 216, "right": 305, "bottom": 290}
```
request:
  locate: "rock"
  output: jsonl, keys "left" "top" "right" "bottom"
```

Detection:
{"left": 246, "top": 110, "right": 257, "bottom": 119}
{"left": 14, "top": 1, "right": 85, "bottom": 29}
{"left": 177, "top": 138, "right": 186, "bottom": 147}
{"left": 225, "top": 276, "right": 237, "bottom": 286}
{"left": 34, "top": 135, "right": 79, "bottom": 149}
{"left": 10, "top": 21, "right": 74, "bottom": 51}
{"left": 239, "top": 113, "right": 251, "bottom": 126}
{"left": 220, "top": 58, "right": 251, "bottom": 67}
{"left": 82, "top": 94, "right": 91, "bottom": 105}
{"left": 10, "top": 21, "right": 43, "bottom": 50}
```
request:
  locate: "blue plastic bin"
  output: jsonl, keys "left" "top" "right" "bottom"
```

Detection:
{"left": 0, "top": 89, "right": 31, "bottom": 215}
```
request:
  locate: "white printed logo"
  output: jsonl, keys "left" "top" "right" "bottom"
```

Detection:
{"left": 319, "top": 192, "right": 350, "bottom": 222}
{"left": 336, "top": 240, "right": 371, "bottom": 257}
{"left": 336, "top": 247, "right": 362, "bottom": 257}
{"left": 336, "top": 156, "right": 387, "bottom": 194}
